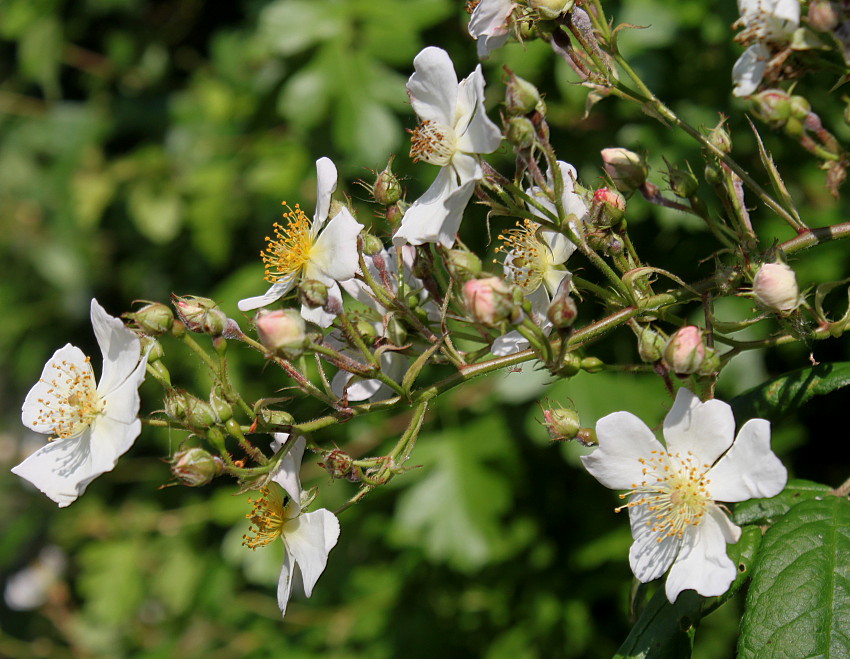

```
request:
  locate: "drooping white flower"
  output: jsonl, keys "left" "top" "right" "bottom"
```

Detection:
{"left": 13, "top": 299, "right": 148, "bottom": 507}
{"left": 492, "top": 162, "right": 583, "bottom": 356}
{"left": 243, "top": 435, "right": 340, "bottom": 618}
{"left": 468, "top": 0, "right": 515, "bottom": 58}
{"left": 238, "top": 157, "right": 364, "bottom": 327}
{"left": 732, "top": 0, "right": 800, "bottom": 96}
{"left": 393, "top": 47, "right": 502, "bottom": 249}
{"left": 581, "top": 388, "right": 787, "bottom": 602}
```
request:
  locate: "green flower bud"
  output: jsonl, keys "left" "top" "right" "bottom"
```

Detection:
{"left": 318, "top": 449, "right": 361, "bottom": 482}
{"left": 141, "top": 336, "right": 164, "bottom": 362}
{"left": 172, "top": 295, "right": 227, "bottom": 336}
{"left": 170, "top": 447, "right": 224, "bottom": 487}
{"left": 209, "top": 387, "right": 233, "bottom": 424}
{"left": 600, "top": 148, "right": 647, "bottom": 193}
{"left": 667, "top": 165, "right": 699, "bottom": 199}
{"left": 637, "top": 326, "right": 666, "bottom": 363}
{"left": 253, "top": 403, "right": 295, "bottom": 431}
{"left": 445, "top": 248, "right": 483, "bottom": 282}
{"left": 575, "top": 427, "right": 597, "bottom": 446}
{"left": 590, "top": 187, "right": 626, "bottom": 228}
{"left": 697, "top": 346, "right": 721, "bottom": 377}
{"left": 707, "top": 121, "right": 733, "bottom": 154}
{"left": 505, "top": 70, "right": 542, "bottom": 116}
{"left": 542, "top": 405, "right": 581, "bottom": 441}
{"left": 558, "top": 352, "right": 582, "bottom": 377}
{"left": 372, "top": 161, "right": 402, "bottom": 206}
{"left": 355, "top": 319, "right": 378, "bottom": 344}
{"left": 385, "top": 316, "right": 408, "bottom": 346}
{"left": 751, "top": 89, "right": 791, "bottom": 129}
{"left": 580, "top": 357, "right": 604, "bottom": 373}
{"left": 505, "top": 116, "right": 536, "bottom": 150}
{"left": 299, "top": 279, "right": 329, "bottom": 309}
{"left": 788, "top": 95, "right": 811, "bottom": 121}
{"left": 362, "top": 233, "right": 385, "bottom": 257}
{"left": 130, "top": 302, "right": 174, "bottom": 336}
{"left": 529, "top": 0, "right": 575, "bottom": 20}
{"left": 385, "top": 200, "right": 406, "bottom": 227}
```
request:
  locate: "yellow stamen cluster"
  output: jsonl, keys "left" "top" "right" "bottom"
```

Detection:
{"left": 261, "top": 203, "right": 314, "bottom": 284}
{"left": 465, "top": 0, "right": 481, "bottom": 13}
{"left": 242, "top": 485, "right": 287, "bottom": 550}
{"left": 615, "top": 449, "right": 712, "bottom": 543}
{"left": 409, "top": 119, "right": 456, "bottom": 167}
{"left": 32, "top": 356, "right": 104, "bottom": 440}
{"left": 496, "top": 219, "right": 549, "bottom": 293}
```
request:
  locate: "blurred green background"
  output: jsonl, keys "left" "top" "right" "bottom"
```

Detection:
{"left": 2, "top": 0, "right": 849, "bottom": 657}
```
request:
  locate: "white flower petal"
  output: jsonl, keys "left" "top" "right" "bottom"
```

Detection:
{"left": 664, "top": 506, "right": 739, "bottom": 602}
{"left": 305, "top": 207, "right": 364, "bottom": 283}
{"left": 313, "top": 157, "right": 338, "bottom": 229}
{"left": 282, "top": 509, "right": 340, "bottom": 598}
{"left": 90, "top": 299, "right": 142, "bottom": 396}
{"left": 627, "top": 495, "right": 682, "bottom": 583}
{"left": 99, "top": 358, "right": 146, "bottom": 424}
{"left": 662, "top": 389, "right": 735, "bottom": 466}
{"left": 237, "top": 277, "right": 296, "bottom": 312}
{"left": 454, "top": 66, "right": 502, "bottom": 155}
{"left": 491, "top": 330, "right": 530, "bottom": 356}
{"left": 271, "top": 434, "right": 306, "bottom": 506}
{"left": 469, "top": 0, "right": 513, "bottom": 58}
{"left": 276, "top": 547, "right": 296, "bottom": 618}
{"left": 408, "top": 47, "right": 458, "bottom": 125}
{"left": 732, "top": 44, "right": 768, "bottom": 97}
{"left": 393, "top": 166, "right": 458, "bottom": 247}
{"left": 582, "top": 412, "right": 665, "bottom": 490}
{"left": 707, "top": 418, "right": 787, "bottom": 502}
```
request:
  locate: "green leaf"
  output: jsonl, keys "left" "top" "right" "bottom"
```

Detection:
{"left": 18, "top": 15, "right": 62, "bottom": 97}
{"left": 733, "top": 479, "right": 832, "bottom": 526}
{"left": 739, "top": 496, "right": 850, "bottom": 658}
{"left": 127, "top": 182, "right": 183, "bottom": 244}
{"left": 614, "top": 525, "right": 762, "bottom": 658}
{"left": 730, "top": 362, "right": 850, "bottom": 423}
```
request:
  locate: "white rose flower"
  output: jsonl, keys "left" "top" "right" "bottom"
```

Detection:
{"left": 468, "top": 0, "right": 515, "bottom": 58}
{"left": 13, "top": 299, "right": 148, "bottom": 507}
{"left": 393, "top": 47, "right": 502, "bottom": 249}
{"left": 581, "top": 388, "right": 788, "bottom": 602}
{"left": 732, "top": 0, "right": 800, "bottom": 97}
{"left": 238, "top": 157, "right": 364, "bottom": 327}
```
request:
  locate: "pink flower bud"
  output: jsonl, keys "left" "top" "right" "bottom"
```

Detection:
{"left": 542, "top": 406, "right": 581, "bottom": 441}
{"left": 172, "top": 295, "right": 228, "bottom": 336}
{"left": 663, "top": 326, "right": 706, "bottom": 375}
{"left": 590, "top": 187, "right": 626, "bottom": 227}
{"left": 170, "top": 447, "right": 224, "bottom": 487}
{"left": 462, "top": 277, "right": 518, "bottom": 327}
{"left": 254, "top": 309, "right": 307, "bottom": 358}
{"left": 753, "top": 262, "right": 800, "bottom": 313}
{"left": 601, "top": 148, "right": 647, "bottom": 193}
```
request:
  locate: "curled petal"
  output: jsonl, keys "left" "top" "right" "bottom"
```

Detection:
{"left": 282, "top": 509, "right": 340, "bottom": 598}
{"left": 90, "top": 299, "right": 142, "bottom": 396}
{"left": 407, "top": 47, "right": 458, "bottom": 125}
{"left": 582, "top": 412, "right": 664, "bottom": 490}
{"left": 271, "top": 434, "right": 306, "bottom": 507}
{"left": 276, "top": 548, "right": 296, "bottom": 618}
{"left": 707, "top": 418, "right": 787, "bottom": 502}
{"left": 454, "top": 66, "right": 502, "bottom": 155}
{"left": 313, "top": 157, "right": 338, "bottom": 229}
{"left": 237, "top": 277, "right": 296, "bottom": 312}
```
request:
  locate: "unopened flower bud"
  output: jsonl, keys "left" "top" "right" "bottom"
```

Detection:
{"left": 667, "top": 165, "right": 699, "bottom": 198}
{"left": 601, "top": 148, "right": 647, "bottom": 193}
{"left": 172, "top": 295, "right": 227, "bottom": 336}
{"left": 170, "top": 447, "right": 224, "bottom": 487}
{"left": 209, "top": 388, "right": 233, "bottom": 423}
{"left": 130, "top": 302, "right": 174, "bottom": 335}
{"left": 385, "top": 200, "right": 406, "bottom": 227}
{"left": 163, "top": 388, "right": 187, "bottom": 421}
{"left": 184, "top": 393, "right": 218, "bottom": 429}
{"left": 372, "top": 161, "right": 402, "bottom": 205}
{"left": 505, "top": 70, "right": 542, "bottom": 116}
{"left": 575, "top": 427, "right": 597, "bottom": 446}
{"left": 637, "top": 326, "right": 666, "bottom": 363}
{"left": 362, "top": 233, "right": 385, "bottom": 257}
{"left": 752, "top": 89, "right": 791, "bottom": 129}
{"left": 558, "top": 352, "right": 582, "bottom": 377}
{"left": 385, "top": 316, "right": 408, "bottom": 346}
{"left": 697, "top": 346, "right": 721, "bottom": 377}
{"left": 445, "top": 248, "right": 483, "bottom": 282}
{"left": 528, "top": 0, "right": 575, "bottom": 19}
{"left": 707, "top": 121, "right": 733, "bottom": 154}
{"left": 753, "top": 262, "right": 800, "bottom": 313}
{"left": 299, "top": 279, "right": 329, "bottom": 309}
{"left": 141, "top": 336, "right": 164, "bottom": 362}
{"left": 253, "top": 403, "right": 295, "bottom": 430}
{"left": 808, "top": 0, "right": 840, "bottom": 31}
{"left": 255, "top": 309, "right": 307, "bottom": 358}
{"left": 580, "top": 356, "right": 604, "bottom": 373}
{"left": 355, "top": 319, "right": 378, "bottom": 344}
{"left": 788, "top": 95, "right": 811, "bottom": 121}
{"left": 663, "top": 326, "right": 706, "bottom": 375}
{"left": 546, "top": 277, "right": 577, "bottom": 329}
{"left": 318, "top": 449, "right": 360, "bottom": 482}
{"left": 505, "top": 116, "right": 536, "bottom": 150}
{"left": 462, "top": 276, "right": 519, "bottom": 327}
{"left": 543, "top": 406, "right": 580, "bottom": 441}
{"left": 590, "top": 187, "right": 626, "bottom": 228}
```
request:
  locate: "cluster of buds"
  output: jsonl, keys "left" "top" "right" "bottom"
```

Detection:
{"left": 503, "top": 69, "right": 548, "bottom": 150}
{"left": 363, "top": 158, "right": 406, "bottom": 228}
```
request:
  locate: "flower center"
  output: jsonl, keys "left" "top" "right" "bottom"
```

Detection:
{"left": 409, "top": 120, "right": 457, "bottom": 167}
{"left": 242, "top": 485, "right": 291, "bottom": 550}
{"left": 261, "top": 203, "right": 314, "bottom": 284}
{"left": 33, "top": 356, "right": 104, "bottom": 440}
{"left": 615, "top": 449, "right": 712, "bottom": 542}
{"left": 497, "top": 219, "right": 552, "bottom": 293}
{"left": 734, "top": 5, "right": 794, "bottom": 44}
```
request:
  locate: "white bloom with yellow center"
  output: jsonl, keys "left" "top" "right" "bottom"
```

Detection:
{"left": 242, "top": 434, "right": 339, "bottom": 618}
{"left": 13, "top": 299, "right": 148, "bottom": 507}
{"left": 393, "top": 47, "right": 502, "bottom": 249}
{"left": 581, "top": 388, "right": 787, "bottom": 602}
{"left": 491, "top": 161, "right": 583, "bottom": 356}
{"left": 238, "top": 157, "right": 363, "bottom": 327}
